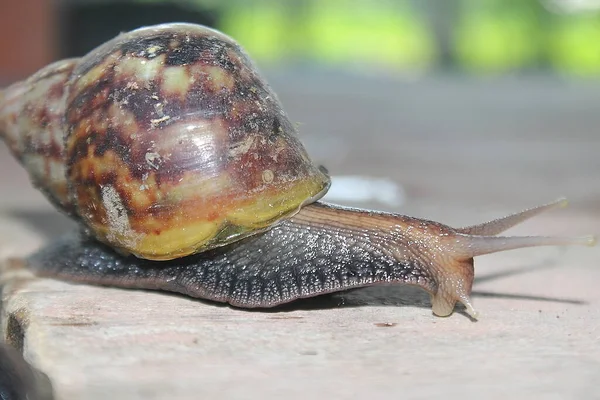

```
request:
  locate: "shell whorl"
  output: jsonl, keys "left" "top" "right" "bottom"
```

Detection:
{"left": 0, "top": 23, "right": 329, "bottom": 260}
{"left": 0, "top": 59, "right": 78, "bottom": 215}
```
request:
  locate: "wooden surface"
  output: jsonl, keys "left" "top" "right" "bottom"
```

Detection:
{"left": 1, "top": 74, "right": 599, "bottom": 399}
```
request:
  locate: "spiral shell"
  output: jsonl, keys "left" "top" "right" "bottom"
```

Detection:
{"left": 0, "top": 23, "right": 330, "bottom": 260}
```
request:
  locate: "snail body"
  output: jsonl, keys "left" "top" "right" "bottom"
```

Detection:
{"left": 0, "top": 23, "right": 594, "bottom": 318}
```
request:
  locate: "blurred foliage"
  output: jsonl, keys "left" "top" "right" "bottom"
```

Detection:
{"left": 547, "top": 14, "right": 600, "bottom": 75}
{"left": 218, "top": 0, "right": 436, "bottom": 71}
{"left": 304, "top": 1, "right": 436, "bottom": 70}
{"left": 135, "top": 0, "right": 600, "bottom": 77}
{"left": 454, "top": 0, "right": 544, "bottom": 73}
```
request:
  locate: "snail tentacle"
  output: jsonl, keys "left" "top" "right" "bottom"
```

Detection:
{"left": 455, "top": 197, "right": 569, "bottom": 236}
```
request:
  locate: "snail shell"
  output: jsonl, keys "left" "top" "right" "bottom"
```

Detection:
{"left": 0, "top": 23, "right": 329, "bottom": 260}
{"left": 0, "top": 23, "right": 594, "bottom": 318}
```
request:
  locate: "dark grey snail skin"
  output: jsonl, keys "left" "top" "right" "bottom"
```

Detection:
{"left": 28, "top": 214, "right": 436, "bottom": 309}
{"left": 26, "top": 201, "right": 594, "bottom": 319}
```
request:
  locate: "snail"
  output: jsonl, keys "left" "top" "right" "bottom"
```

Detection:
{"left": 0, "top": 23, "right": 595, "bottom": 319}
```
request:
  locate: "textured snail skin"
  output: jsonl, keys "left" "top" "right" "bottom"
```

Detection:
{"left": 26, "top": 203, "right": 467, "bottom": 317}
{"left": 26, "top": 201, "right": 594, "bottom": 318}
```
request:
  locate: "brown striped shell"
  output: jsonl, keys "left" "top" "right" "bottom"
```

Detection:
{"left": 0, "top": 23, "right": 330, "bottom": 260}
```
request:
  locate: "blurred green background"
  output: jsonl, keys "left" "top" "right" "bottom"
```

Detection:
{"left": 3, "top": 0, "right": 600, "bottom": 81}
{"left": 73, "top": 0, "right": 600, "bottom": 77}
